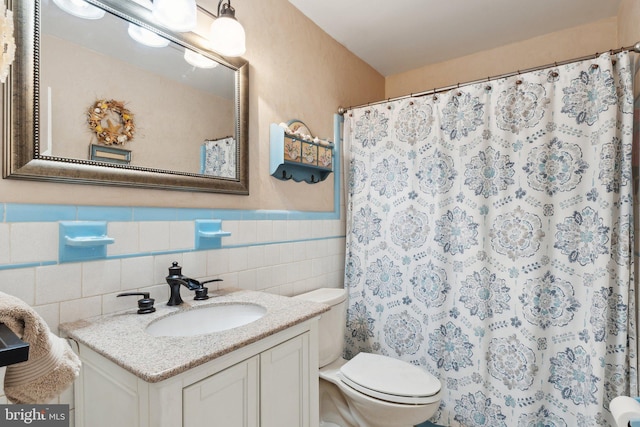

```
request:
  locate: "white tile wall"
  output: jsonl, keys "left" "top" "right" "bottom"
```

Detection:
{"left": 35, "top": 263, "right": 82, "bottom": 305}
{"left": 0, "top": 224, "right": 10, "bottom": 265}
{"left": 169, "top": 221, "right": 195, "bottom": 250}
{"left": 11, "top": 222, "right": 58, "bottom": 264}
{"left": 81, "top": 259, "right": 121, "bottom": 297}
{"left": 0, "top": 218, "right": 345, "bottom": 330}
{"left": 107, "top": 222, "right": 139, "bottom": 255}
{"left": 0, "top": 217, "right": 346, "bottom": 421}
{"left": 120, "top": 256, "right": 154, "bottom": 291}
{"left": 139, "top": 221, "right": 171, "bottom": 252}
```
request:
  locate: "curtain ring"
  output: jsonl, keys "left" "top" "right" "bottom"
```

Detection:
{"left": 485, "top": 77, "right": 492, "bottom": 91}
{"left": 515, "top": 71, "right": 522, "bottom": 85}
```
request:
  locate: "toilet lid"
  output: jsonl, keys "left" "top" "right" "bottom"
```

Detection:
{"left": 339, "top": 353, "right": 441, "bottom": 405}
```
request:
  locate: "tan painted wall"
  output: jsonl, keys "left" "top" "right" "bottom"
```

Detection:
{"left": 42, "top": 35, "right": 234, "bottom": 174}
{"left": 385, "top": 17, "right": 619, "bottom": 99}
{"left": 7, "top": 0, "right": 640, "bottom": 210}
{"left": 618, "top": 0, "right": 640, "bottom": 46}
{"left": 1, "top": 0, "right": 384, "bottom": 210}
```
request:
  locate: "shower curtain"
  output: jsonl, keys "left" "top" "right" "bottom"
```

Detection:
{"left": 343, "top": 51, "right": 637, "bottom": 426}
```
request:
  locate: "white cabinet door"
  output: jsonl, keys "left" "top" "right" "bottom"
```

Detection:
{"left": 260, "top": 333, "right": 310, "bottom": 427}
{"left": 183, "top": 355, "right": 259, "bottom": 427}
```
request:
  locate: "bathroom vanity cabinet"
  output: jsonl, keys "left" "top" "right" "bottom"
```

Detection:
{"left": 74, "top": 320, "right": 318, "bottom": 427}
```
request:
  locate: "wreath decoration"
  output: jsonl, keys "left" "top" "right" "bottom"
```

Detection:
{"left": 87, "top": 99, "right": 135, "bottom": 145}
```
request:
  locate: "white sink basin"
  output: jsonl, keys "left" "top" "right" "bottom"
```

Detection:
{"left": 146, "top": 303, "right": 267, "bottom": 337}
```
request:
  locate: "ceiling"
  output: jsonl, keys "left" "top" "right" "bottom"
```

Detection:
{"left": 288, "top": 0, "right": 622, "bottom": 76}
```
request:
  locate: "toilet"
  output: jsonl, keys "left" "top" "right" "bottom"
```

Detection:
{"left": 295, "top": 288, "right": 442, "bottom": 427}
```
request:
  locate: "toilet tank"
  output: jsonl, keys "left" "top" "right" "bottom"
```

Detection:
{"left": 294, "top": 288, "right": 347, "bottom": 368}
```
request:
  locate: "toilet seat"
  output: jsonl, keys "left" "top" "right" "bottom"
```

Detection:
{"left": 338, "top": 353, "right": 441, "bottom": 405}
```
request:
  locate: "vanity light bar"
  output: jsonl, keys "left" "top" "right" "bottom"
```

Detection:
{"left": 51, "top": 0, "right": 105, "bottom": 20}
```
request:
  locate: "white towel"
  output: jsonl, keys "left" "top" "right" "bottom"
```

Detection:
{"left": 0, "top": 291, "right": 81, "bottom": 403}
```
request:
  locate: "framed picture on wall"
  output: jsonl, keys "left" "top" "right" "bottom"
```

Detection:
{"left": 90, "top": 144, "right": 132, "bottom": 165}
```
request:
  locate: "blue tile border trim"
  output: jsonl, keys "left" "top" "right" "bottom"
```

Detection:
{"left": 5, "top": 204, "right": 77, "bottom": 222}
{"left": 78, "top": 206, "right": 133, "bottom": 222}
{"left": 0, "top": 204, "right": 339, "bottom": 223}
{"left": 0, "top": 261, "right": 58, "bottom": 271}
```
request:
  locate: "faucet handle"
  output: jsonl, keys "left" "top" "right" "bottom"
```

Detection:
{"left": 194, "top": 279, "right": 223, "bottom": 301}
{"left": 200, "top": 278, "right": 223, "bottom": 285}
{"left": 194, "top": 287, "right": 209, "bottom": 301}
{"left": 117, "top": 292, "right": 156, "bottom": 314}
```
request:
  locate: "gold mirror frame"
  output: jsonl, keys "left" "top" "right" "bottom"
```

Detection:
{"left": 3, "top": 0, "right": 249, "bottom": 194}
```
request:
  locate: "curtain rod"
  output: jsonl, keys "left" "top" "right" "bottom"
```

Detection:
{"left": 337, "top": 42, "right": 640, "bottom": 115}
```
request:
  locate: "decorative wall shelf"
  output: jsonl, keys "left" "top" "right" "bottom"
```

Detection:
{"left": 195, "top": 220, "right": 231, "bottom": 250}
{"left": 59, "top": 221, "right": 114, "bottom": 263}
{"left": 270, "top": 121, "right": 334, "bottom": 184}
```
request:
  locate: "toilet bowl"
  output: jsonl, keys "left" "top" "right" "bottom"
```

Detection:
{"left": 295, "top": 288, "right": 441, "bottom": 427}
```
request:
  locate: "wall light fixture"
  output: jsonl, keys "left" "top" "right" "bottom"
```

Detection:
{"left": 209, "top": 0, "right": 246, "bottom": 57}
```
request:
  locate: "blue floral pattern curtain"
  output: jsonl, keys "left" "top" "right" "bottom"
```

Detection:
{"left": 343, "top": 51, "right": 637, "bottom": 426}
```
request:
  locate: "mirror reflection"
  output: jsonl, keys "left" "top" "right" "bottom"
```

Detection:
{"left": 41, "top": 0, "right": 237, "bottom": 177}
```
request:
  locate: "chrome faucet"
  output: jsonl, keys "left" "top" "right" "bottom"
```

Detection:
{"left": 165, "top": 262, "right": 222, "bottom": 306}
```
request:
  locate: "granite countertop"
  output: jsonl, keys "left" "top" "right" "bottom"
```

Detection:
{"left": 59, "top": 289, "right": 329, "bottom": 383}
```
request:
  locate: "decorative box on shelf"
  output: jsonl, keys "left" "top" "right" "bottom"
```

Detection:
{"left": 270, "top": 120, "right": 334, "bottom": 184}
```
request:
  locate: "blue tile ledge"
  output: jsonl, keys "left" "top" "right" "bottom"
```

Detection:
{"left": 59, "top": 221, "right": 115, "bottom": 263}
{"left": 195, "top": 219, "right": 231, "bottom": 250}
{"left": 64, "top": 235, "right": 115, "bottom": 247}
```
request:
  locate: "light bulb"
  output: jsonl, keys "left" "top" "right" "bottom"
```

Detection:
{"left": 152, "top": 0, "right": 197, "bottom": 33}
{"left": 210, "top": 16, "right": 246, "bottom": 57}
{"left": 184, "top": 50, "right": 218, "bottom": 69}
{"left": 127, "top": 24, "right": 170, "bottom": 48}
{"left": 52, "top": 0, "right": 105, "bottom": 20}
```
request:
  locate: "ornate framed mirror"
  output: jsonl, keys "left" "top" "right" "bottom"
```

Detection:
{"left": 3, "top": 0, "right": 249, "bottom": 194}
